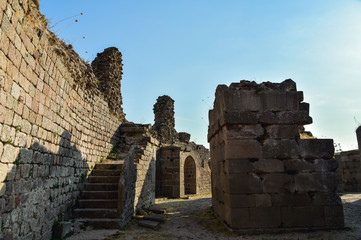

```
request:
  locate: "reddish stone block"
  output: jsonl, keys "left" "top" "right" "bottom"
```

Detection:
{"left": 271, "top": 193, "right": 312, "bottom": 207}
{"left": 224, "top": 173, "right": 263, "bottom": 194}
{"left": 225, "top": 140, "right": 262, "bottom": 159}
{"left": 225, "top": 124, "right": 263, "bottom": 140}
{"left": 224, "top": 193, "right": 256, "bottom": 208}
{"left": 295, "top": 172, "right": 339, "bottom": 193}
{"left": 281, "top": 206, "right": 325, "bottom": 228}
{"left": 225, "top": 206, "right": 251, "bottom": 229}
{"left": 262, "top": 173, "right": 295, "bottom": 193}
{"left": 259, "top": 91, "right": 287, "bottom": 111}
{"left": 249, "top": 207, "right": 281, "bottom": 228}
{"left": 224, "top": 159, "right": 254, "bottom": 174}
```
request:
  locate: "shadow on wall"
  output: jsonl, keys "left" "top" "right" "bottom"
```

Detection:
{"left": 0, "top": 130, "right": 90, "bottom": 240}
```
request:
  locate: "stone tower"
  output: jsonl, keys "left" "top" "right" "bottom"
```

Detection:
{"left": 92, "top": 47, "right": 125, "bottom": 120}
{"left": 152, "top": 95, "right": 179, "bottom": 144}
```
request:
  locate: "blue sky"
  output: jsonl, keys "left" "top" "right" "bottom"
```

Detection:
{"left": 39, "top": 0, "right": 361, "bottom": 150}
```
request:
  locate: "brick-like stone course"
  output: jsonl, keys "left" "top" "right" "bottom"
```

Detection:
{"left": 117, "top": 124, "right": 159, "bottom": 225}
{"left": 0, "top": 1, "right": 124, "bottom": 239}
{"left": 208, "top": 79, "right": 344, "bottom": 231}
{"left": 336, "top": 149, "right": 361, "bottom": 192}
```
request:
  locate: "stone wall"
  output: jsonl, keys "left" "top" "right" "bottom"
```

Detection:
{"left": 118, "top": 124, "right": 158, "bottom": 225}
{"left": 152, "top": 95, "right": 211, "bottom": 198}
{"left": 208, "top": 80, "right": 344, "bottom": 231}
{"left": 0, "top": 1, "right": 124, "bottom": 239}
{"left": 336, "top": 150, "right": 361, "bottom": 192}
{"left": 152, "top": 95, "right": 178, "bottom": 144}
{"left": 156, "top": 143, "right": 211, "bottom": 198}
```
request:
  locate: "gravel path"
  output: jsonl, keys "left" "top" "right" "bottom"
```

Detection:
{"left": 69, "top": 193, "right": 361, "bottom": 240}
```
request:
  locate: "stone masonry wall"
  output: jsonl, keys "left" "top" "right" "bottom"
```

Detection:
{"left": 336, "top": 150, "right": 361, "bottom": 192}
{"left": 208, "top": 80, "right": 344, "bottom": 231}
{"left": 152, "top": 95, "right": 178, "bottom": 144}
{"left": 156, "top": 143, "right": 211, "bottom": 198}
{"left": 0, "top": 1, "right": 124, "bottom": 239}
{"left": 118, "top": 123, "right": 158, "bottom": 225}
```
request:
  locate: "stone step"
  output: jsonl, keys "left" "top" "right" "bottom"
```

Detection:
{"left": 76, "top": 218, "right": 122, "bottom": 229}
{"left": 74, "top": 208, "right": 119, "bottom": 219}
{"left": 81, "top": 191, "right": 118, "bottom": 199}
{"left": 138, "top": 219, "right": 161, "bottom": 230}
{"left": 84, "top": 183, "right": 118, "bottom": 191}
{"left": 95, "top": 163, "right": 123, "bottom": 170}
{"left": 148, "top": 206, "right": 167, "bottom": 214}
{"left": 78, "top": 199, "right": 118, "bottom": 209}
{"left": 91, "top": 169, "right": 122, "bottom": 176}
{"left": 87, "top": 176, "right": 120, "bottom": 183}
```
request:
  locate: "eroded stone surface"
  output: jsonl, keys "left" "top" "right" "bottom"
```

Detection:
{"left": 208, "top": 79, "right": 344, "bottom": 231}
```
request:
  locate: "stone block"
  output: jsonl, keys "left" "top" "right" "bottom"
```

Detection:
{"left": 52, "top": 221, "right": 73, "bottom": 239}
{"left": 224, "top": 193, "right": 256, "bottom": 208}
{"left": 295, "top": 172, "right": 338, "bottom": 193}
{"left": 281, "top": 206, "right": 325, "bottom": 228}
{"left": 276, "top": 111, "right": 312, "bottom": 125}
{"left": 271, "top": 193, "right": 312, "bottom": 207}
{"left": 1, "top": 144, "right": 19, "bottom": 163}
{"left": 0, "top": 162, "right": 8, "bottom": 182}
{"left": 226, "top": 90, "right": 259, "bottom": 112}
{"left": 311, "top": 192, "right": 342, "bottom": 206}
{"left": 219, "top": 111, "right": 259, "bottom": 126}
{"left": 225, "top": 140, "right": 262, "bottom": 159}
{"left": 253, "top": 159, "right": 284, "bottom": 173}
{"left": 265, "top": 125, "right": 299, "bottom": 139}
{"left": 324, "top": 205, "right": 344, "bottom": 227}
{"left": 262, "top": 139, "right": 299, "bottom": 159}
{"left": 262, "top": 173, "right": 295, "bottom": 193}
{"left": 1, "top": 124, "right": 15, "bottom": 142}
{"left": 286, "top": 91, "right": 300, "bottom": 110}
{"left": 299, "top": 139, "right": 334, "bottom": 159}
{"left": 283, "top": 159, "right": 314, "bottom": 173}
{"left": 225, "top": 206, "right": 251, "bottom": 229}
{"left": 259, "top": 111, "right": 278, "bottom": 124}
{"left": 0, "top": 182, "right": 5, "bottom": 196}
{"left": 249, "top": 207, "right": 281, "bottom": 228}
{"left": 259, "top": 91, "right": 287, "bottom": 111}
{"left": 223, "top": 159, "right": 254, "bottom": 174}
{"left": 255, "top": 194, "right": 271, "bottom": 207}
{"left": 225, "top": 173, "right": 263, "bottom": 194}
{"left": 299, "top": 102, "right": 309, "bottom": 114}
{"left": 225, "top": 124, "right": 263, "bottom": 140}
{"left": 313, "top": 158, "right": 338, "bottom": 172}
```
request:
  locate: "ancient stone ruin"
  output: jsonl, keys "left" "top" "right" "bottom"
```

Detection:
{"left": 336, "top": 126, "right": 361, "bottom": 192}
{"left": 0, "top": 0, "right": 350, "bottom": 239}
{"left": 0, "top": 1, "right": 211, "bottom": 238}
{"left": 208, "top": 80, "right": 344, "bottom": 231}
{"left": 153, "top": 95, "right": 211, "bottom": 198}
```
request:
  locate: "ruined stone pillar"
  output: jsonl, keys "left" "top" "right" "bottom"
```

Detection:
{"left": 356, "top": 126, "right": 361, "bottom": 151}
{"left": 92, "top": 47, "right": 125, "bottom": 120}
{"left": 152, "top": 95, "right": 179, "bottom": 144}
{"left": 208, "top": 80, "right": 344, "bottom": 231}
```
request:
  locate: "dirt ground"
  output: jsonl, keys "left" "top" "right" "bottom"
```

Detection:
{"left": 68, "top": 193, "right": 361, "bottom": 240}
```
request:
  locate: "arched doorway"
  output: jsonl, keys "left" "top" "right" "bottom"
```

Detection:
{"left": 184, "top": 156, "right": 196, "bottom": 195}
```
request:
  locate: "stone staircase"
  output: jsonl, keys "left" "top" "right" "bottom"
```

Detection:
{"left": 74, "top": 162, "right": 123, "bottom": 229}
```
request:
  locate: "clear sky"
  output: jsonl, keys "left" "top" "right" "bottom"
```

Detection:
{"left": 39, "top": 0, "right": 361, "bottom": 151}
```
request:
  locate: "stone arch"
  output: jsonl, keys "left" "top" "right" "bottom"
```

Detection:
{"left": 184, "top": 156, "right": 196, "bottom": 195}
